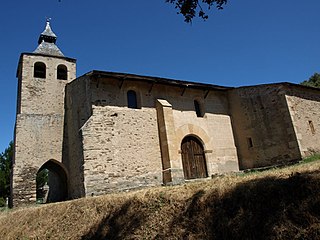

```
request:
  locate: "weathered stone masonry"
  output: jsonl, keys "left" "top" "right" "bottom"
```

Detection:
{"left": 12, "top": 21, "right": 76, "bottom": 206}
{"left": 11, "top": 21, "right": 320, "bottom": 206}
{"left": 64, "top": 73, "right": 240, "bottom": 197}
{"left": 285, "top": 85, "right": 320, "bottom": 156}
{"left": 229, "top": 84, "right": 320, "bottom": 169}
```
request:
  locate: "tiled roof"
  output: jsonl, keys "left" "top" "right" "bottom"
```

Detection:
{"left": 33, "top": 41, "right": 64, "bottom": 57}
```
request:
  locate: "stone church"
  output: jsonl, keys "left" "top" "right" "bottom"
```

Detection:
{"left": 11, "top": 21, "right": 320, "bottom": 206}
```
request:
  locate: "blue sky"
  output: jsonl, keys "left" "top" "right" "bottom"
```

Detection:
{"left": 1, "top": 0, "right": 320, "bottom": 153}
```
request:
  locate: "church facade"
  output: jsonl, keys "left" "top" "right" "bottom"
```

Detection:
{"left": 11, "top": 21, "right": 320, "bottom": 206}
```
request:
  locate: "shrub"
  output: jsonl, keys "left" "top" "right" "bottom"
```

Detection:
{"left": 0, "top": 197, "right": 5, "bottom": 207}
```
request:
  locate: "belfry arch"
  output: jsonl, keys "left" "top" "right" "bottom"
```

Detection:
{"left": 181, "top": 135, "right": 208, "bottom": 179}
{"left": 36, "top": 159, "right": 68, "bottom": 203}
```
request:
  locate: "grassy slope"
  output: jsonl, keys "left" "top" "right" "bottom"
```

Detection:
{"left": 1, "top": 159, "right": 320, "bottom": 240}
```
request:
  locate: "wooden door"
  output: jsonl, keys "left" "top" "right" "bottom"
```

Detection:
{"left": 181, "top": 136, "right": 208, "bottom": 179}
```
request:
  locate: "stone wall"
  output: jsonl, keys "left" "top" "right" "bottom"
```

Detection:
{"left": 64, "top": 75, "right": 91, "bottom": 199}
{"left": 17, "top": 54, "right": 76, "bottom": 115}
{"left": 170, "top": 89, "right": 239, "bottom": 175}
{"left": 12, "top": 54, "right": 76, "bottom": 206}
{"left": 75, "top": 75, "right": 239, "bottom": 195}
{"left": 155, "top": 86, "right": 239, "bottom": 181}
{"left": 284, "top": 85, "right": 320, "bottom": 157}
{"left": 229, "top": 85, "right": 301, "bottom": 169}
{"left": 13, "top": 54, "right": 320, "bottom": 206}
{"left": 80, "top": 78, "right": 163, "bottom": 196}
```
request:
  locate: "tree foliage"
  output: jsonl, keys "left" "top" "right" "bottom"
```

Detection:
{"left": 166, "top": 0, "right": 227, "bottom": 22}
{"left": 301, "top": 73, "right": 320, "bottom": 88}
{"left": 0, "top": 141, "right": 13, "bottom": 206}
{"left": 36, "top": 169, "right": 49, "bottom": 202}
{"left": 36, "top": 169, "right": 48, "bottom": 189}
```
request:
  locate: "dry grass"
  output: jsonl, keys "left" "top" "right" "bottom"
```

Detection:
{"left": 1, "top": 159, "right": 320, "bottom": 240}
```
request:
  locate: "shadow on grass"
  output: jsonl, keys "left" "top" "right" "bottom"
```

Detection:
{"left": 158, "top": 170, "right": 320, "bottom": 240}
{"left": 81, "top": 170, "right": 320, "bottom": 240}
{"left": 81, "top": 198, "right": 147, "bottom": 240}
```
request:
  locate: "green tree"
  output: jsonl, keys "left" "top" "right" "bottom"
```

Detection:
{"left": 301, "top": 73, "right": 320, "bottom": 88}
{"left": 0, "top": 141, "right": 13, "bottom": 206}
{"left": 166, "top": 0, "right": 227, "bottom": 22}
{"left": 36, "top": 168, "right": 48, "bottom": 202}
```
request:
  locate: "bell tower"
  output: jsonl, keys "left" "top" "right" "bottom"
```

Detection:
{"left": 11, "top": 20, "right": 76, "bottom": 207}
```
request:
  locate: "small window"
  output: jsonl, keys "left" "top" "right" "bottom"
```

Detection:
{"left": 34, "top": 62, "right": 46, "bottom": 78}
{"left": 57, "top": 64, "right": 68, "bottom": 80}
{"left": 194, "top": 100, "right": 204, "bottom": 117}
{"left": 309, "top": 120, "right": 315, "bottom": 134}
{"left": 127, "top": 90, "right": 138, "bottom": 109}
{"left": 247, "top": 137, "right": 253, "bottom": 148}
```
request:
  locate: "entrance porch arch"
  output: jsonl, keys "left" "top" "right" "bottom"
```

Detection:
{"left": 36, "top": 159, "right": 68, "bottom": 203}
{"left": 176, "top": 124, "right": 211, "bottom": 150}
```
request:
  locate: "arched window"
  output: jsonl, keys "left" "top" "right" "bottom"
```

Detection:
{"left": 57, "top": 64, "right": 68, "bottom": 80}
{"left": 34, "top": 62, "right": 46, "bottom": 78}
{"left": 127, "top": 90, "right": 138, "bottom": 109}
{"left": 194, "top": 100, "right": 204, "bottom": 117}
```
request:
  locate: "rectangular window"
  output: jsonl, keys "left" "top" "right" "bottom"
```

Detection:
{"left": 194, "top": 100, "right": 204, "bottom": 117}
{"left": 127, "top": 90, "right": 139, "bottom": 109}
{"left": 309, "top": 120, "right": 315, "bottom": 134}
{"left": 247, "top": 137, "right": 253, "bottom": 148}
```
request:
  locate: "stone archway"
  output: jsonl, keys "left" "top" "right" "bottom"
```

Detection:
{"left": 176, "top": 124, "right": 211, "bottom": 150}
{"left": 181, "top": 135, "right": 208, "bottom": 180}
{"left": 36, "top": 159, "right": 68, "bottom": 203}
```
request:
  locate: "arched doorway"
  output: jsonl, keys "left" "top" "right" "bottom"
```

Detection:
{"left": 36, "top": 160, "right": 68, "bottom": 203}
{"left": 181, "top": 136, "right": 208, "bottom": 180}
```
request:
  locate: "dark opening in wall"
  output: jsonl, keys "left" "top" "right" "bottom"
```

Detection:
{"left": 309, "top": 120, "right": 315, "bottom": 134}
{"left": 247, "top": 137, "right": 253, "bottom": 148}
{"left": 127, "top": 90, "right": 138, "bottom": 109}
{"left": 194, "top": 100, "right": 204, "bottom": 117}
{"left": 57, "top": 64, "right": 68, "bottom": 80}
{"left": 34, "top": 62, "right": 46, "bottom": 78}
{"left": 36, "top": 160, "right": 67, "bottom": 204}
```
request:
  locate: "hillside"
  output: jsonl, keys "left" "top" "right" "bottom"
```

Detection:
{"left": 1, "top": 159, "right": 320, "bottom": 240}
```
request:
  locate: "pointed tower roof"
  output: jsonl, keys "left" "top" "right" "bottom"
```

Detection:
{"left": 33, "top": 19, "right": 64, "bottom": 57}
{"left": 38, "top": 20, "right": 57, "bottom": 43}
